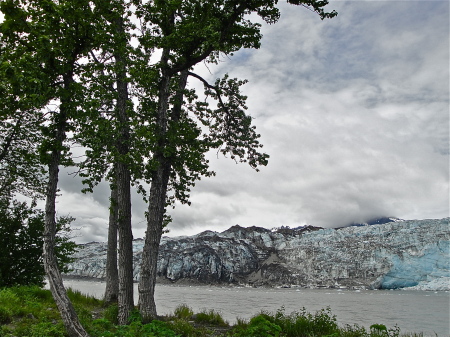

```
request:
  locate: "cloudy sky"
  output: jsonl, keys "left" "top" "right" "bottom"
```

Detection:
{"left": 55, "top": 0, "right": 449, "bottom": 244}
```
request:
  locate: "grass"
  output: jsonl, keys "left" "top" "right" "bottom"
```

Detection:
{"left": 0, "top": 286, "right": 437, "bottom": 337}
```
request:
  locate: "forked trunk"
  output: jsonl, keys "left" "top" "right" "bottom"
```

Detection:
{"left": 43, "top": 74, "right": 90, "bottom": 337}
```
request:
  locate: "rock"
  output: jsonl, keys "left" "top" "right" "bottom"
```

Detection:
{"left": 65, "top": 218, "right": 450, "bottom": 290}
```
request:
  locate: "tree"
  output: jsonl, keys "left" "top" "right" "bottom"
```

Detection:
{"left": 0, "top": 198, "right": 77, "bottom": 288}
{"left": 74, "top": 0, "right": 138, "bottom": 323}
{"left": 1, "top": 1, "right": 98, "bottom": 336}
{"left": 132, "top": 0, "right": 337, "bottom": 321}
{"left": 1, "top": 0, "right": 337, "bottom": 331}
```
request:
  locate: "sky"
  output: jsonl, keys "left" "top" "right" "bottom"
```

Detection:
{"left": 52, "top": 1, "right": 449, "bottom": 244}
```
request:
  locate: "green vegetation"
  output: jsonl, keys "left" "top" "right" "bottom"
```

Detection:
{"left": 0, "top": 198, "right": 78, "bottom": 288}
{"left": 0, "top": 286, "right": 433, "bottom": 337}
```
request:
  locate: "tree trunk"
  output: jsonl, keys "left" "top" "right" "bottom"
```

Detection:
{"left": 138, "top": 69, "right": 188, "bottom": 322}
{"left": 104, "top": 185, "right": 119, "bottom": 304}
{"left": 113, "top": 15, "right": 134, "bottom": 325}
{"left": 116, "top": 160, "right": 134, "bottom": 325}
{"left": 43, "top": 74, "right": 90, "bottom": 337}
{"left": 138, "top": 160, "right": 171, "bottom": 321}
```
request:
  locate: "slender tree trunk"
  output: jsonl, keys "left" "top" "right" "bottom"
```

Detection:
{"left": 104, "top": 185, "right": 119, "bottom": 303}
{"left": 138, "top": 69, "right": 188, "bottom": 322}
{"left": 116, "top": 160, "right": 133, "bottom": 325}
{"left": 113, "top": 15, "right": 134, "bottom": 325}
{"left": 43, "top": 74, "right": 90, "bottom": 337}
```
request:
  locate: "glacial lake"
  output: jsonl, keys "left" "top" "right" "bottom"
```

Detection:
{"left": 59, "top": 279, "right": 449, "bottom": 336}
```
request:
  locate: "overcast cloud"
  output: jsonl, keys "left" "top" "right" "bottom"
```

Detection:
{"left": 53, "top": 1, "right": 449, "bottom": 243}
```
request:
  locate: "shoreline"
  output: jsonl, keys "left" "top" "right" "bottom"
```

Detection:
{"left": 61, "top": 275, "right": 449, "bottom": 291}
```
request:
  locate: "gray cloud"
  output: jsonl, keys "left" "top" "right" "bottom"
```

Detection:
{"left": 51, "top": 1, "right": 448, "bottom": 243}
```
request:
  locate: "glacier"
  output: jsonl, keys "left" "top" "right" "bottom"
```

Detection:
{"left": 66, "top": 218, "right": 450, "bottom": 290}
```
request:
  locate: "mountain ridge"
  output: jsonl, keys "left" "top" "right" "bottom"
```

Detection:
{"left": 66, "top": 218, "right": 450, "bottom": 290}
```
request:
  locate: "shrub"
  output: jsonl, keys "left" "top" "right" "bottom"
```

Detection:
{"left": 91, "top": 318, "right": 114, "bottom": 331}
{"left": 168, "top": 318, "right": 210, "bottom": 337}
{"left": 29, "top": 322, "right": 66, "bottom": 337}
{"left": 67, "top": 288, "right": 102, "bottom": 307}
{"left": 194, "top": 309, "right": 228, "bottom": 327}
{"left": 340, "top": 324, "right": 370, "bottom": 337}
{"left": 103, "top": 304, "right": 119, "bottom": 325}
{"left": 232, "top": 315, "right": 282, "bottom": 337}
{"left": 141, "top": 320, "right": 178, "bottom": 337}
{"left": 173, "top": 304, "right": 194, "bottom": 320}
{"left": 250, "top": 306, "right": 340, "bottom": 337}
{"left": 0, "top": 306, "right": 12, "bottom": 324}
{"left": 371, "top": 324, "right": 388, "bottom": 333}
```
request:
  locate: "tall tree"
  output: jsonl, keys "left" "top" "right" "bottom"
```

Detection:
{"left": 1, "top": 1, "right": 98, "bottom": 336}
{"left": 110, "top": 5, "right": 135, "bottom": 324}
{"left": 75, "top": 0, "right": 138, "bottom": 323}
{"left": 133, "top": 0, "right": 337, "bottom": 321}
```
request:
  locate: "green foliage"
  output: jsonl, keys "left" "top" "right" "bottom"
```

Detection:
{"left": 231, "top": 306, "right": 339, "bottom": 337}
{"left": 89, "top": 318, "right": 179, "bottom": 337}
{"left": 371, "top": 324, "right": 388, "bottom": 333}
{"left": 173, "top": 304, "right": 194, "bottom": 320}
{"left": 0, "top": 306, "right": 12, "bottom": 325}
{"left": 0, "top": 198, "right": 78, "bottom": 287}
{"left": 67, "top": 288, "right": 102, "bottom": 308}
{"left": 103, "top": 304, "right": 119, "bottom": 325}
{"left": 194, "top": 309, "right": 228, "bottom": 327}
{"left": 167, "top": 319, "right": 210, "bottom": 337}
{"left": 27, "top": 322, "right": 66, "bottom": 337}
{"left": 246, "top": 315, "right": 282, "bottom": 337}
{"left": 370, "top": 324, "right": 401, "bottom": 337}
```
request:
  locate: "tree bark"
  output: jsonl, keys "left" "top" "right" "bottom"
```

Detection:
{"left": 138, "top": 160, "right": 171, "bottom": 321}
{"left": 104, "top": 185, "right": 119, "bottom": 304}
{"left": 113, "top": 15, "right": 134, "bottom": 325}
{"left": 138, "top": 69, "right": 188, "bottom": 322}
{"left": 116, "top": 160, "right": 134, "bottom": 325}
{"left": 43, "top": 73, "right": 90, "bottom": 337}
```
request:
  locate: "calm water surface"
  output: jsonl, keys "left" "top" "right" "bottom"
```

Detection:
{"left": 61, "top": 279, "right": 449, "bottom": 336}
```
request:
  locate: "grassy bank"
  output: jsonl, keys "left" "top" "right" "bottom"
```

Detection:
{"left": 0, "top": 286, "right": 430, "bottom": 337}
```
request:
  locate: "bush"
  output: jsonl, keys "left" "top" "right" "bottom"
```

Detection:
{"left": 0, "top": 198, "right": 78, "bottom": 288}
{"left": 0, "top": 306, "right": 12, "bottom": 324}
{"left": 231, "top": 306, "right": 340, "bottom": 337}
{"left": 67, "top": 288, "right": 102, "bottom": 307}
{"left": 194, "top": 309, "right": 228, "bottom": 327}
{"left": 28, "top": 322, "right": 66, "bottom": 337}
{"left": 173, "top": 304, "right": 194, "bottom": 320}
{"left": 140, "top": 320, "right": 179, "bottom": 337}
{"left": 168, "top": 319, "right": 209, "bottom": 337}
{"left": 103, "top": 304, "right": 119, "bottom": 325}
{"left": 245, "top": 315, "right": 282, "bottom": 337}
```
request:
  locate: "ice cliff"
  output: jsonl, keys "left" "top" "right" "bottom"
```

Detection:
{"left": 66, "top": 218, "right": 450, "bottom": 290}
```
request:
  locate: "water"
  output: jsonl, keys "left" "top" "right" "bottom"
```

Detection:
{"left": 61, "top": 279, "right": 449, "bottom": 336}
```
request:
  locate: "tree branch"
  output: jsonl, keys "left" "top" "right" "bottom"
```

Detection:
{"left": 0, "top": 116, "right": 23, "bottom": 163}
{"left": 187, "top": 71, "right": 228, "bottom": 116}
